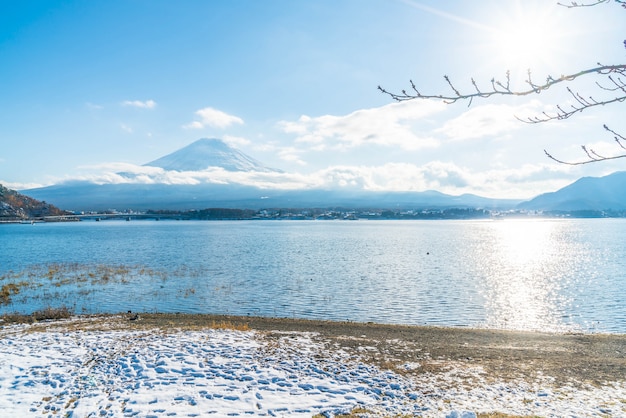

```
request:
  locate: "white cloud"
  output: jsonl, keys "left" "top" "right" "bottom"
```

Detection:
{"left": 436, "top": 101, "right": 551, "bottom": 141}
{"left": 305, "top": 162, "right": 470, "bottom": 193}
{"left": 85, "top": 102, "right": 103, "bottom": 110}
{"left": 246, "top": 142, "right": 308, "bottom": 166}
{"left": 64, "top": 95, "right": 589, "bottom": 200}
{"left": 311, "top": 161, "right": 572, "bottom": 199}
{"left": 122, "top": 100, "right": 157, "bottom": 109}
{"left": 183, "top": 121, "right": 204, "bottom": 130}
{"left": 223, "top": 135, "right": 251, "bottom": 147}
{"left": 0, "top": 180, "right": 45, "bottom": 190}
{"left": 436, "top": 104, "right": 520, "bottom": 140}
{"left": 70, "top": 158, "right": 573, "bottom": 199}
{"left": 277, "top": 147, "right": 307, "bottom": 166}
{"left": 184, "top": 107, "right": 244, "bottom": 130}
{"left": 277, "top": 101, "right": 555, "bottom": 162}
{"left": 278, "top": 100, "right": 446, "bottom": 151}
{"left": 120, "top": 124, "right": 133, "bottom": 133}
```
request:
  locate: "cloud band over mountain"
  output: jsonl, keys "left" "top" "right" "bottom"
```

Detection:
{"left": 49, "top": 138, "right": 572, "bottom": 199}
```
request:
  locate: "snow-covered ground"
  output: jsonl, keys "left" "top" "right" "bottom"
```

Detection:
{"left": 0, "top": 317, "right": 624, "bottom": 417}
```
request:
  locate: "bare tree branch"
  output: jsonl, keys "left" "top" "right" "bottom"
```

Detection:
{"left": 544, "top": 125, "right": 626, "bottom": 165}
{"left": 378, "top": 0, "right": 626, "bottom": 165}
{"left": 557, "top": 0, "right": 612, "bottom": 8}
{"left": 378, "top": 64, "right": 626, "bottom": 114}
{"left": 558, "top": 0, "right": 626, "bottom": 8}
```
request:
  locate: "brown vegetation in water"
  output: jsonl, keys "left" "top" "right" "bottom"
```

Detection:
{"left": 0, "top": 282, "right": 27, "bottom": 304}
{"left": 0, "top": 263, "right": 171, "bottom": 307}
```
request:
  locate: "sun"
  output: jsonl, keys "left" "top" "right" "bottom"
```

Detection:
{"left": 487, "top": 3, "right": 567, "bottom": 74}
{"left": 495, "top": 22, "right": 548, "bottom": 68}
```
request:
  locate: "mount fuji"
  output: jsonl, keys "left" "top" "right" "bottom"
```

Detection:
{"left": 22, "top": 138, "right": 519, "bottom": 211}
{"left": 143, "top": 138, "right": 282, "bottom": 173}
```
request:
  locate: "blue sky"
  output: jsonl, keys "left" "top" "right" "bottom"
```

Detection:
{"left": 1, "top": 0, "right": 624, "bottom": 199}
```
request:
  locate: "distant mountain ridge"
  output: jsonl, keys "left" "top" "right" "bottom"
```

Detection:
{"left": 20, "top": 182, "right": 520, "bottom": 212}
{"left": 23, "top": 138, "right": 522, "bottom": 211}
{"left": 144, "top": 138, "right": 281, "bottom": 172}
{"left": 518, "top": 171, "right": 626, "bottom": 211}
{"left": 18, "top": 137, "right": 626, "bottom": 213}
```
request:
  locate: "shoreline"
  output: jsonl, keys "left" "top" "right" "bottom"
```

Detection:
{"left": 2, "top": 313, "right": 625, "bottom": 417}
{"left": 7, "top": 312, "right": 626, "bottom": 386}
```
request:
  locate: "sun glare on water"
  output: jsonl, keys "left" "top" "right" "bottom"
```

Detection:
{"left": 481, "top": 220, "right": 571, "bottom": 332}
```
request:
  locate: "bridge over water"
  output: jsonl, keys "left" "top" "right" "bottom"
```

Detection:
{"left": 41, "top": 213, "right": 187, "bottom": 222}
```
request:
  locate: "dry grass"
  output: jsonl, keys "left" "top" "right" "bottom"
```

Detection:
{"left": 312, "top": 407, "right": 373, "bottom": 417}
{"left": 0, "top": 282, "right": 26, "bottom": 304}
{"left": 1, "top": 306, "right": 73, "bottom": 323}
{"left": 32, "top": 306, "right": 72, "bottom": 321}
{"left": 0, "top": 312, "right": 252, "bottom": 335}
{"left": 207, "top": 320, "right": 250, "bottom": 331}
{"left": 312, "top": 411, "right": 539, "bottom": 418}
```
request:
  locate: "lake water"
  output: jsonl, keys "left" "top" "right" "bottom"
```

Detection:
{"left": 1, "top": 219, "right": 625, "bottom": 333}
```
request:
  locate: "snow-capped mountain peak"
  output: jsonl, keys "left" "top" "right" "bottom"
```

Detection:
{"left": 143, "top": 138, "right": 281, "bottom": 172}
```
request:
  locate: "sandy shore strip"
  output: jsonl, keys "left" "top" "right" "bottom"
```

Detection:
{"left": 1, "top": 313, "right": 625, "bottom": 417}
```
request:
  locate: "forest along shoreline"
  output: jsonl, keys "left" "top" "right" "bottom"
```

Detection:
{"left": 4, "top": 313, "right": 625, "bottom": 387}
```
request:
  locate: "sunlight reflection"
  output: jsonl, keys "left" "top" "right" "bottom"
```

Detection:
{"left": 496, "top": 219, "right": 554, "bottom": 265}
{"left": 480, "top": 220, "right": 570, "bottom": 332}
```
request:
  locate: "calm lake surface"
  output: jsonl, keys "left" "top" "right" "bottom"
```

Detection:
{"left": 1, "top": 219, "right": 625, "bottom": 333}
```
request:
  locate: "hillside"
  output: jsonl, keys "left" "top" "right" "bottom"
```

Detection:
{"left": 0, "top": 184, "right": 68, "bottom": 220}
{"left": 518, "top": 171, "right": 626, "bottom": 211}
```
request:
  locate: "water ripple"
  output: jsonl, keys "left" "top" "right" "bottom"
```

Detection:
{"left": 1, "top": 219, "right": 625, "bottom": 333}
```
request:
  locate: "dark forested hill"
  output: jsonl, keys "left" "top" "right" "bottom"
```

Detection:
{"left": 0, "top": 184, "right": 68, "bottom": 220}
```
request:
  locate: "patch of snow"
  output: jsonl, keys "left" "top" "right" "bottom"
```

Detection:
{"left": 0, "top": 320, "right": 624, "bottom": 417}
